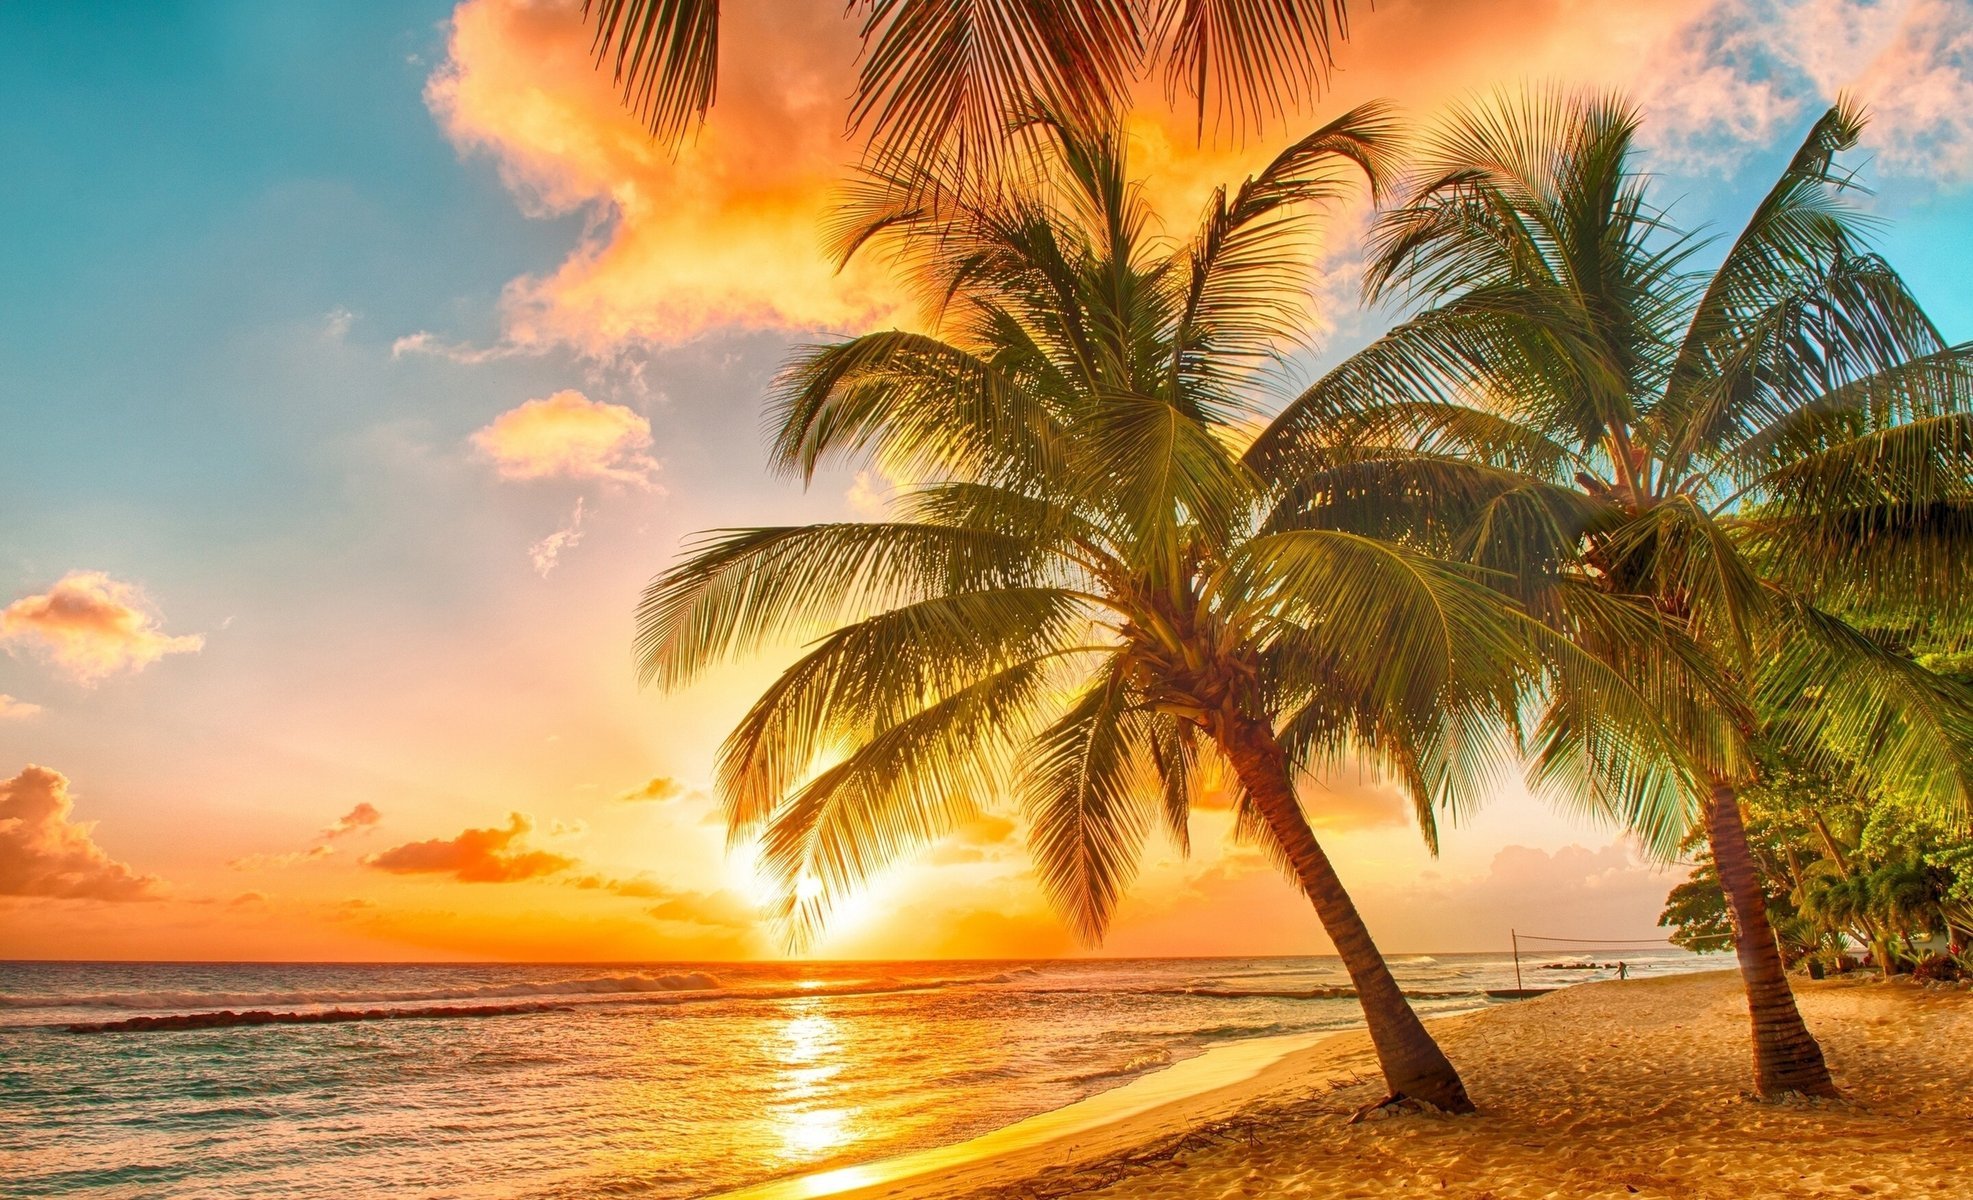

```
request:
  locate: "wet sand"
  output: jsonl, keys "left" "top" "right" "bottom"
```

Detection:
{"left": 725, "top": 971, "right": 1972, "bottom": 1200}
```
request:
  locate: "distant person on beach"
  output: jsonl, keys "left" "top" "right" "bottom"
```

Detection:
{"left": 1618, "top": 962, "right": 1629, "bottom": 981}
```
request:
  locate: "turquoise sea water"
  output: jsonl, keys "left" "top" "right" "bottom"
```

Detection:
{"left": 2, "top": 952, "right": 1717, "bottom": 1198}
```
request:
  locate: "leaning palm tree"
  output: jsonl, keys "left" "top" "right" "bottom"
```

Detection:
{"left": 1253, "top": 90, "right": 1973, "bottom": 1098}
{"left": 580, "top": 1, "right": 1352, "bottom": 158}
{"left": 635, "top": 104, "right": 1694, "bottom": 1112}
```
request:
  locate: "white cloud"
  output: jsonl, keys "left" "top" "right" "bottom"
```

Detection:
{"left": 1, "top": 571, "right": 204, "bottom": 685}
{"left": 529, "top": 497, "right": 588, "bottom": 577}
{"left": 471, "top": 389, "right": 661, "bottom": 486}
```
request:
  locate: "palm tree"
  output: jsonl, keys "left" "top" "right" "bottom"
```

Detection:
{"left": 633, "top": 104, "right": 1692, "bottom": 1112}
{"left": 1252, "top": 90, "right": 1973, "bottom": 1098}
{"left": 579, "top": 1, "right": 1352, "bottom": 158}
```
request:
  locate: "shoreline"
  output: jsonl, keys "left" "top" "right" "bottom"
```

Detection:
{"left": 713, "top": 1003, "right": 1478, "bottom": 1200}
{"left": 717, "top": 970, "right": 1973, "bottom": 1200}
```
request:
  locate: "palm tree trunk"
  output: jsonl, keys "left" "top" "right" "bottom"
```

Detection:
{"left": 1216, "top": 714, "right": 1475, "bottom": 1113}
{"left": 1702, "top": 779, "right": 1839, "bottom": 1098}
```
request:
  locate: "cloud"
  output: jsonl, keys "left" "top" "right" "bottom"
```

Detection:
{"left": 471, "top": 390, "right": 659, "bottom": 486}
{"left": 646, "top": 889, "right": 758, "bottom": 930}
{"left": 0, "top": 695, "right": 42, "bottom": 721}
{"left": 569, "top": 871, "right": 759, "bottom": 929}
{"left": 364, "top": 812, "right": 576, "bottom": 883}
{"left": 529, "top": 497, "right": 587, "bottom": 577}
{"left": 1301, "top": 775, "right": 1411, "bottom": 833}
{"left": 424, "top": 0, "right": 1973, "bottom": 363}
{"left": 391, "top": 330, "right": 532, "bottom": 364}
{"left": 1636, "top": 0, "right": 1973, "bottom": 181}
{"left": 0, "top": 765, "right": 160, "bottom": 901}
{"left": 321, "top": 802, "right": 383, "bottom": 840}
{"left": 926, "top": 813, "right": 1020, "bottom": 865}
{"left": 426, "top": 0, "right": 910, "bottom": 351}
{"left": 617, "top": 776, "right": 686, "bottom": 804}
{"left": 1, "top": 571, "right": 205, "bottom": 685}
{"left": 229, "top": 844, "right": 335, "bottom": 871}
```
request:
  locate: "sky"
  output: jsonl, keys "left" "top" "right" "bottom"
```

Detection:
{"left": 3, "top": 0, "right": 1971, "bottom": 963}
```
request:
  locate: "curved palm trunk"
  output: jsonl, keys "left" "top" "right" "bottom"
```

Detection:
{"left": 1217, "top": 715, "right": 1476, "bottom": 1113}
{"left": 1703, "top": 780, "right": 1839, "bottom": 1098}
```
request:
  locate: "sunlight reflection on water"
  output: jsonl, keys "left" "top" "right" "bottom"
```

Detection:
{"left": 772, "top": 1004, "right": 862, "bottom": 1160}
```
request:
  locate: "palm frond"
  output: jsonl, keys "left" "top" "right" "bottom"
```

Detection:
{"left": 718, "top": 587, "right": 1100, "bottom": 833}
{"left": 848, "top": 0, "right": 1144, "bottom": 174}
{"left": 1175, "top": 100, "right": 1397, "bottom": 378}
{"left": 636, "top": 522, "right": 1042, "bottom": 689}
{"left": 757, "top": 657, "right": 1060, "bottom": 944}
{"left": 1758, "top": 600, "right": 1973, "bottom": 823}
{"left": 768, "top": 330, "right": 1072, "bottom": 488}
{"left": 1021, "top": 658, "right": 1161, "bottom": 943}
{"left": 584, "top": 0, "right": 720, "bottom": 147}
{"left": 1155, "top": 0, "right": 1351, "bottom": 142}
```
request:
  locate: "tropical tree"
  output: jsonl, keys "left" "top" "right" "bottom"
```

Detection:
{"left": 579, "top": 0, "right": 1353, "bottom": 158}
{"left": 1253, "top": 90, "right": 1973, "bottom": 1098}
{"left": 633, "top": 104, "right": 1694, "bottom": 1112}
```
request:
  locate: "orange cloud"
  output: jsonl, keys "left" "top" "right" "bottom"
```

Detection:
{"left": 472, "top": 389, "right": 659, "bottom": 485}
{"left": 364, "top": 812, "right": 576, "bottom": 883}
{"left": 645, "top": 889, "right": 759, "bottom": 930}
{"left": 1, "top": 571, "right": 204, "bottom": 685}
{"left": 321, "top": 802, "right": 383, "bottom": 839}
{"left": 617, "top": 775, "right": 686, "bottom": 803}
{"left": 0, "top": 765, "right": 160, "bottom": 901}
{"left": 428, "top": 0, "right": 909, "bottom": 350}
{"left": 229, "top": 844, "right": 335, "bottom": 871}
{"left": 0, "top": 694, "right": 41, "bottom": 720}
{"left": 569, "top": 871, "right": 758, "bottom": 929}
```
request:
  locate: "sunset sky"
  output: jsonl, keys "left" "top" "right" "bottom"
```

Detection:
{"left": 4, "top": 0, "right": 1971, "bottom": 962}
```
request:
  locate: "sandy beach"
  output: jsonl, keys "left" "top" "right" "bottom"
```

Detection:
{"left": 734, "top": 971, "right": 1973, "bottom": 1200}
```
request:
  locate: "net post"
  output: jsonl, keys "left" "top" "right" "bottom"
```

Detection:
{"left": 1512, "top": 928, "right": 1522, "bottom": 992}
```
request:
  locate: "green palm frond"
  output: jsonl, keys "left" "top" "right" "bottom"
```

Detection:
{"left": 1226, "top": 530, "right": 1531, "bottom": 722}
{"left": 717, "top": 587, "right": 1100, "bottom": 832}
{"left": 1177, "top": 101, "right": 1397, "bottom": 377}
{"left": 583, "top": 0, "right": 719, "bottom": 148}
{"left": 1156, "top": 0, "right": 1351, "bottom": 142}
{"left": 1520, "top": 583, "right": 1739, "bottom": 855}
{"left": 1597, "top": 498, "right": 1769, "bottom": 662}
{"left": 1659, "top": 101, "right": 1872, "bottom": 441}
{"left": 848, "top": 0, "right": 1144, "bottom": 173}
{"left": 1021, "top": 659, "right": 1161, "bottom": 943}
{"left": 759, "top": 657, "right": 1061, "bottom": 944}
{"left": 1758, "top": 602, "right": 1973, "bottom": 821}
{"left": 636, "top": 522, "right": 1040, "bottom": 689}
{"left": 769, "top": 330, "right": 1072, "bottom": 487}
{"left": 1724, "top": 344, "right": 1973, "bottom": 475}
{"left": 1665, "top": 255, "right": 1950, "bottom": 477}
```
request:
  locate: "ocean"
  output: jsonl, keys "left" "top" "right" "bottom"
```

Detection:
{"left": 2, "top": 952, "right": 1718, "bottom": 1198}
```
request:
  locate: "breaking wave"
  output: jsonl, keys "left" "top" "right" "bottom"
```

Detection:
{"left": 0, "top": 970, "right": 724, "bottom": 1012}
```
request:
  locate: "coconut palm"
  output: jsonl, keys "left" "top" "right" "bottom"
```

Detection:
{"left": 633, "top": 104, "right": 1695, "bottom": 1112}
{"left": 580, "top": 1, "right": 1352, "bottom": 158}
{"left": 1252, "top": 90, "right": 1973, "bottom": 1097}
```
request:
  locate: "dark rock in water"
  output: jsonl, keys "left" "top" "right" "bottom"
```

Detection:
{"left": 66, "top": 1000, "right": 575, "bottom": 1034}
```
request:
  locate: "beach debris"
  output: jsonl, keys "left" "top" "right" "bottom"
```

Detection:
{"left": 1348, "top": 1094, "right": 1451, "bottom": 1123}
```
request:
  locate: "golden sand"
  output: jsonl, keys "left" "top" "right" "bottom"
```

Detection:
{"left": 728, "top": 971, "right": 1972, "bottom": 1200}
